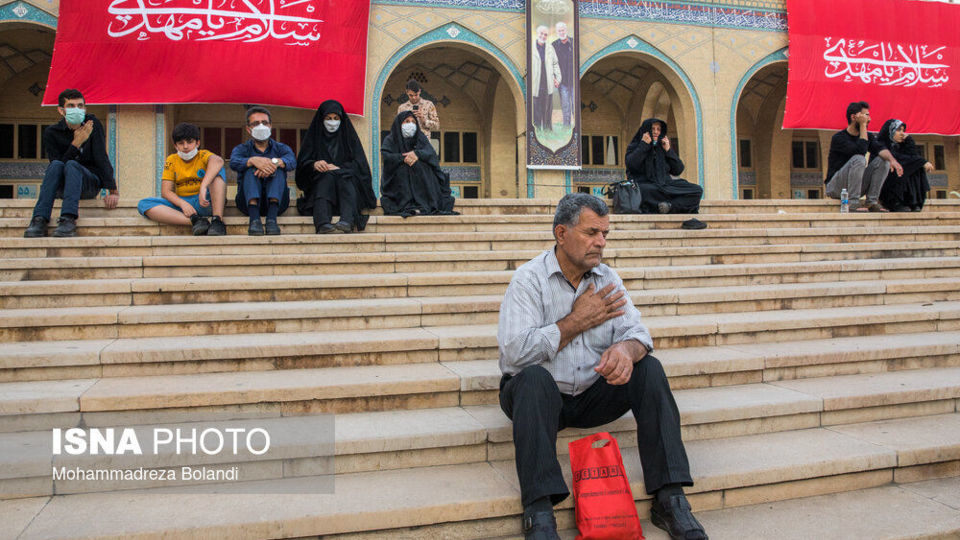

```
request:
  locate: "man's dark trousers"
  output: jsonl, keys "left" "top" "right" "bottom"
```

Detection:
{"left": 499, "top": 355, "right": 693, "bottom": 507}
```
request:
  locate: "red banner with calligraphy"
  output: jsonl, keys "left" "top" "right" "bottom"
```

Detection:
{"left": 784, "top": 0, "right": 960, "bottom": 135}
{"left": 42, "top": 0, "right": 370, "bottom": 114}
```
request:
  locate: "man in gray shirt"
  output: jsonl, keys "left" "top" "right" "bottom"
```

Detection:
{"left": 498, "top": 193, "right": 706, "bottom": 540}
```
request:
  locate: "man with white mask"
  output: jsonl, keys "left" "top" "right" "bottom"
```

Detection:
{"left": 229, "top": 106, "right": 295, "bottom": 235}
{"left": 24, "top": 88, "right": 120, "bottom": 238}
{"left": 136, "top": 122, "right": 228, "bottom": 235}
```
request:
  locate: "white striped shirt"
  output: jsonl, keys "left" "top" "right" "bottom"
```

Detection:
{"left": 498, "top": 247, "right": 654, "bottom": 396}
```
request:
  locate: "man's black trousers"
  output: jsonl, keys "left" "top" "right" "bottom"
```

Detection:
{"left": 499, "top": 355, "right": 693, "bottom": 507}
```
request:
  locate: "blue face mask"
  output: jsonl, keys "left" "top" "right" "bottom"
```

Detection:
{"left": 64, "top": 108, "right": 86, "bottom": 126}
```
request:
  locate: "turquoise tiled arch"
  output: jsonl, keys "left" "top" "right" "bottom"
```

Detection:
{"left": 729, "top": 48, "right": 788, "bottom": 199}
{"left": 0, "top": 1, "right": 57, "bottom": 28}
{"left": 370, "top": 23, "right": 527, "bottom": 197}
{"left": 580, "top": 36, "right": 705, "bottom": 188}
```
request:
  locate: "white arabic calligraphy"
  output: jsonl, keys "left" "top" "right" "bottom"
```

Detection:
{"left": 107, "top": 0, "right": 324, "bottom": 45}
{"left": 823, "top": 37, "right": 950, "bottom": 88}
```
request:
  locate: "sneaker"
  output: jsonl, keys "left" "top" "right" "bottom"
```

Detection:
{"left": 24, "top": 216, "right": 49, "bottom": 238}
{"left": 191, "top": 215, "right": 210, "bottom": 236}
{"left": 264, "top": 219, "right": 281, "bottom": 236}
{"left": 207, "top": 216, "right": 226, "bottom": 236}
{"left": 248, "top": 219, "right": 264, "bottom": 236}
{"left": 52, "top": 216, "right": 77, "bottom": 237}
{"left": 658, "top": 201, "right": 673, "bottom": 214}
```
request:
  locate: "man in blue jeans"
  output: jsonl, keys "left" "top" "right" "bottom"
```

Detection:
{"left": 24, "top": 89, "right": 119, "bottom": 237}
{"left": 229, "top": 106, "right": 294, "bottom": 235}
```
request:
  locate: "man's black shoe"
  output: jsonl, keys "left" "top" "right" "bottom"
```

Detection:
{"left": 681, "top": 218, "right": 707, "bottom": 230}
{"left": 264, "top": 219, "right": 281, "bottom": 236}
{"left": 24, "top": 216, "right": 48, "bottom": 238}
{"left": 651, "top": 494, "right": 708, "bottom": 540}
{"left": 316, "top": 223, "right": 336, "bottom": 234}
{"left": 191, "top": 215, "right": 210, "bottom": 236}
{"left": 52, "top": 216, "right": 77, "bottom": 237}
{"left": 333, "top": 221, "right": 353, "bottom": 233}
{"left": 207, "top": 216, "right": 226, "bottom": 236}
{"left": 248, "top": 219, "right": 264, "bottom": 236}
{"left": 521, "top": 510, "right": 560, "bottom": 540}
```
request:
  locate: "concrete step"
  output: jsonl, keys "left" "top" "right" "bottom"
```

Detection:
{"left": 1, "top": 256, "right": 958, "bottom": 309}
{"left": 2, "top": 253, "right": 959, "bottom": 301}
{"left": 0, "top": 243, "right": 954, "bottom": 282}
{"left": 1, "top": 335, "right": 958, "bottom": 429}
{"left": 2, "top": 382, "right": 959, "bottom": 500}
{"left": 1, "top": 224, "right": 958, "bottom": 259}
{"left": 6, "top": 211, "right": 960, "bottom": 236}
{"left": 2, "top": 303, "right": 958, "bottom": 384}
{"left": 2, "top": 197, "right": 957, "bottom": 219}
{"left": 1, "top": 290, "right": 958, "bottom": 344}
{"left": 533, "top": 477, "right": 960, "bottom": 540}
{"left": 4, "top": 416, "right": 959, "bottom": 537}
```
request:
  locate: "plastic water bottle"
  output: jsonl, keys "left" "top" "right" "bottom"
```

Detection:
{"left": 840, "top": 188, "right": 849, "bottom": 213}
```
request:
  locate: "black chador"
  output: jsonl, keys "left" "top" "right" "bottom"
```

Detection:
{"left": 295, "top": 100, "right": 376, "bottom": 232}
{"left": 625, "top": 118, "right": 703, "bottom": 214}
{"left": 877, "top": 119, "right": 930, "bottom": 212}
{"left": 380, "top": 111, "right": 456, "bottom": 217}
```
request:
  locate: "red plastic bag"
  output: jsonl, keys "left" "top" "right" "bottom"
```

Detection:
{"left": 568, "top": 432, "right": 644, "bottom": 540}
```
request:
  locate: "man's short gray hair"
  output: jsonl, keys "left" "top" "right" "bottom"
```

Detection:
{"left": 553, "top": 193, "right": 609, "bottom": 231}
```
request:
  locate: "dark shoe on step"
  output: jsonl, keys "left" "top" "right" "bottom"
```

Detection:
{"left": 658, "top": 201, "right": 672, "bottom": 214}
{"left": 264, "top": 219, "right": 281, "bottom": 235}
{"left": 191, "top": 215, "right": 210, "bottom": 236}
{"left": 521, "top": 511, "right": 560, "bottom": 540}
{"left": 681, "top": 218, "right": 707, "bottom": 230}
{"left": 651, "top": 494, "right": 708, "bottom": 540}
{"left": 207, "top": 216, "right": 226, "bottom": 236}
{"left": 24, "top": 216, "right": 49, "bottom": 238}
{"left": 248, "top": 219, "right": 264, "bottom": 236}
{"left": 316, "top": 223, "right": 336, "bottom": 234}
{"left": 52, "top": 216, "right": 77, "bottom": 237}
{"left": 333, "top": 221, "right": 353, "bottom": 233}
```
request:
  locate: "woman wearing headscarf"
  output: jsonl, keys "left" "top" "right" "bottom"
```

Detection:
{"left": 625, "top": 118, "right": 703, "bottom": 216}
{"left": 296, "top": 100, "right": 376, "bottom": 233}
{"left": 380, "top": 111, "right": 456, "bottom": 217}
{"left": 877, "top": 119, "right": 932, "bottom": 212}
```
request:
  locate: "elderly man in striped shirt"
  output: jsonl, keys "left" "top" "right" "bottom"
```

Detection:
{"left": 498, "top": 193, "right": 706, "bottom": 540}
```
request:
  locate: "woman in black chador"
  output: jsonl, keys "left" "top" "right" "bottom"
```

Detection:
{"left": 296, "top": 100, "right": 376, "bottom": 233}
{"left": 625, "top": 118, "right": 702, "bottom": 215}
{"left": 380, "top": 111, "right": 456, "bottom": 217}
{"left": 877, "top": 119, "right": 932, "bottom": 212}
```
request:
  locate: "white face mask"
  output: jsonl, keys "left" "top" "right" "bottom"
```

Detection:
{"left": 324, "top": 119, "right": 341, "bottom": 133}
{"left": 401, "top": 122, "right": 418, "bottom": 138}
{"left": 177, "top": 148, "right": 198, "bottom": 161}
{"left": 251, "top": 124, "right": 271, "bottom": 141}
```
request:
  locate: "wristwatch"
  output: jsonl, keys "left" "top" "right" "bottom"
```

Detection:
{"left": 271, "top": 158, "right": 279, "bottom": 165}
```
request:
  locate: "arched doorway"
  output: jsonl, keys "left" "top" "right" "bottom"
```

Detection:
{"left": 734, "top": 61, "right": 788, "bottom": 199}
{"left": 378, "top": 43, "right": 521, "bottom": 199}
{"left": 576, "top": 51, "right": 698, "bottom": 196}
{"left": 0, "top": 23, "right": 110, "bottom": 200}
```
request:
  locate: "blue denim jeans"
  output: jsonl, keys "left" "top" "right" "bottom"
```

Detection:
{"left": 235, "top": 168, "right": 290, "bottom": 217}
{"left": 558, "top": 84, "right": 574, "bottom": 127}
{"left": 33, "top": 160, "right": 100, "bottom": 220}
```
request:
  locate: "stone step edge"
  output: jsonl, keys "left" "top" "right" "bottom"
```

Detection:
{"left": 7, "top": 416, "right": 960, "bottom": 539}
{"left": 3, "top": 310, "right": 959, "bottom": 372}
{"left": 3, "top": 260, "right": 960, "bottom": 297}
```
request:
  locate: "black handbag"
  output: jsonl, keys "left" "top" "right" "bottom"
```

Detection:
{"left": 604, "top": 180, "right": 643, "bottom": 214}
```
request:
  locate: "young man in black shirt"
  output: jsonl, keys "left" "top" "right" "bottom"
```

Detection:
{"left": 24, "top": 89, "right": 119, "bottom": 237}
{"left": 824, "top": 101, "right": 902, "bottom": 212}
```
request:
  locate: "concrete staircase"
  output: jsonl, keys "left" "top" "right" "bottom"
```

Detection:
{"left": 1, "top": 199, "right": 959, "bottom": 539}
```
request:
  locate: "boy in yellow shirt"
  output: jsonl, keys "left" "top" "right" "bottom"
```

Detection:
{"left": 137, "top": 123, "right": 227, "bottom": 235}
